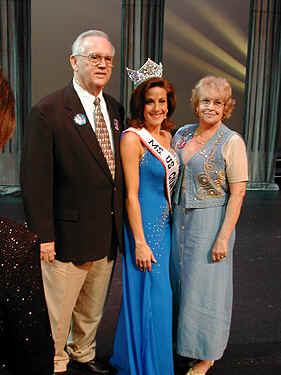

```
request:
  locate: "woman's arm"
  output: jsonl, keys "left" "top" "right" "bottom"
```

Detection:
{"left": 212, "top": 181, "right": 246, "bottom": 262}
{"left": 120, "top": 132, "right": 156, "bottom": 272}
{"left": 212, "top": 133, "right": 248, "bottom": 262}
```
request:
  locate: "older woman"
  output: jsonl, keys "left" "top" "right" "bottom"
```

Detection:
{"left": 110, "top": 59, "right": 179, "bottom": 375}
{"left": 171, "top": 76, "right": 248, "bottom": 375}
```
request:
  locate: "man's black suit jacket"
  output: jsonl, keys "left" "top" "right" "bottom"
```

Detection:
{"left": 21, "top": 83, "right": 125, "bottom": 264}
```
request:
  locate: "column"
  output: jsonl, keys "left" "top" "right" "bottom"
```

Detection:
{"left": 120, "top": 0, "right": 166, "bottom": 114}
{"left": 243, "top": 0, "right": 281, "bottom": 190}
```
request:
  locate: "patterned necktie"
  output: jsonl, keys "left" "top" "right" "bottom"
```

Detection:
{"left": 94, "top": 97, "right": 115, "bottom": 178}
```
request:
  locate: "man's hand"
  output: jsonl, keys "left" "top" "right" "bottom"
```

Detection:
{"left": 40, "top": 241, "right": 56, "bottom": 263}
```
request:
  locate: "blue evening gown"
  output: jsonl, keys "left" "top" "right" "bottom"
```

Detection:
{"left": 110, "top": 148, "right": 175, "bottom": 375}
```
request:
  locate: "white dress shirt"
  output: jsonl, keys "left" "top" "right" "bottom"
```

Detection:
{"left": 73, "top": 79, "right": 115, "bottom": 154}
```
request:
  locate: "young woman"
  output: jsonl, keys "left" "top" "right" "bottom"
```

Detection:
{"left": 110, "top": 61, "right": 179, "bottom": 375}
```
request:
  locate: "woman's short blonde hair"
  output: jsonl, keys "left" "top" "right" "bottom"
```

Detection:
{"left": 191, "top": 76, "right": 235, "bottom": 120}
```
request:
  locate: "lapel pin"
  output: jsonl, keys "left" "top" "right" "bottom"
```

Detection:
{"left": 113, "top": 119, "right": 119, "bottom": 131}
{"left": 74, "top": 113, "right": 87, "bottom": 126}
{"left": 176, "top": 140, "right": 186, "bottom": 149}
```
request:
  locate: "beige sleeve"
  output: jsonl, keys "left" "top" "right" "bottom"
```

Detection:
{"left": 222, "top": 133, "right": 248, "bottom": 183}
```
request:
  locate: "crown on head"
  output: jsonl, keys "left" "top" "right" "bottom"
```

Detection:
{"left": 126, "top": 58, "right": 163, "bottom": 87}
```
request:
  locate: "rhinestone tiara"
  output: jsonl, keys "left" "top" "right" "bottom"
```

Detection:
{"left": 126, "top": 58, "right": 163, "bottom": 87}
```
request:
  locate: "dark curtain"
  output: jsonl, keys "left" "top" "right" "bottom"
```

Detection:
{"left": 120, "top": 0, "right": 165, "bottom": 114}
{"left": 243, "top": 0, "right": 281, "bottom": 190}
{"left": 0, "top": 0, "right": 31, "bottom": 192}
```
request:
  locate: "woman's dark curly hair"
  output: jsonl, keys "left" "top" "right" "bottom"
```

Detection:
{"left": 0, "top": 69, "right": 15, "bottom": 149}
{"left": 127, "top": 77, "right": 176, "bottom": 131}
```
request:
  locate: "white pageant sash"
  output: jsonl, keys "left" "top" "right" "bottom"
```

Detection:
{"left": 124, "top": 127, "right": 178, "bottom": 210}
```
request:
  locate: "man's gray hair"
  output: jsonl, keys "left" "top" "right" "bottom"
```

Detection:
{"left": 71, "top": 30, "right": 115, "bottom": 56}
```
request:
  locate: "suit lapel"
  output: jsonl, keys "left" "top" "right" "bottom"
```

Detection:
{"left": 63, "top": 83, "right": 113, "bottom": 183}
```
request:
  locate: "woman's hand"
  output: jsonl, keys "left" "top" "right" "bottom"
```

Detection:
{"left": 211, "top": 181, "right": 247, "bottom": 263}
{"left": 212, "top": 238, "right": 228, "bottom": 262}
{"left": 135, "top": 243, "right": 157, "bottom": 272}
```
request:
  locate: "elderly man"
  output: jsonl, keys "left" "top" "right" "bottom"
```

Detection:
{"left": 21, "top": 30, "right": 124, "bottom": 374}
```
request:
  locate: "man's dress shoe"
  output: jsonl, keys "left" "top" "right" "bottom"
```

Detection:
{"left": 71, "top": 359, "right": 109, "bottom": 374}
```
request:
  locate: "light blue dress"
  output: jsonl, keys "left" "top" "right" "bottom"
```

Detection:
{"left": 110, "top": 147, "right": 177, "bottom": 375}
{"left": 171, "top": 124, "right": 236, "bottom": 361}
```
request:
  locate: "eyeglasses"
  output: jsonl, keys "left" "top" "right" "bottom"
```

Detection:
{"left": 74, "top": 53, "right": 114, "bottom": 67}
{"left": 199, "top": 98, "right": 224, "bottom": 108}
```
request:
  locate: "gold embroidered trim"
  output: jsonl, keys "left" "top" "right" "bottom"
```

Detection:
{"left": 195, "top": 131, "right": 226, "bottom": 199}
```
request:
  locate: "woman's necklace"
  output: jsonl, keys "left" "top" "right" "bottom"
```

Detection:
{"left": 193, "top": 129, "right": 207, "bottom": 145}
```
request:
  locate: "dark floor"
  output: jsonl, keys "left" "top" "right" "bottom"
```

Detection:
{"left": 1, "top": 190, "right": 281, "bottom": 374}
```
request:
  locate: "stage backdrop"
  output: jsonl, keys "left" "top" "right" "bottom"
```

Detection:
{"left": 31, "top": 0, "right": 250, "bottom": 135}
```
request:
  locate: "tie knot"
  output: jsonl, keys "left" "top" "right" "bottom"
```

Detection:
{"left": 94, "top": 97, "right": 100, "bottom": 106}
